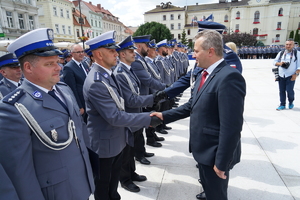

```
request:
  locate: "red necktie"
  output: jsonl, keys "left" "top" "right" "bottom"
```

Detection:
{"left": 197, "top": 70, "right": 208, "bottom": 91}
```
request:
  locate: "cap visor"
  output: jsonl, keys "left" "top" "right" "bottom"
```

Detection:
{"left": 32, "top": 49, "right": 63, "bottom": 57}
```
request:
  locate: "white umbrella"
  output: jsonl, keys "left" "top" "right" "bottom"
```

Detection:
{"left": 0, "top": 40, "right": 14, "bottom": 52}
{"left": 54, "top": 42, "right": 74, "bottom": 49}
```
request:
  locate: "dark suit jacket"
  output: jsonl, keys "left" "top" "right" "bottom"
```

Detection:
{"left": 163, "top": 60, "right": 246, "bottom": 171}
{"left": 63, "top": 60, "right": 88, "bottom": 109}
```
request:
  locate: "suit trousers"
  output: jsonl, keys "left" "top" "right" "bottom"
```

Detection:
{"left": 120, "top": 144, "right": 136, "bottom": 185}
{"left": 278, "top": 76, "right": 295, "bottom": 106}
{"left": 94, "top": 151, "right": 123, "bottom": 200}
{"left": 133, "top": 128, "right": 146, "bottom": 159}
{"left": 198, "top": 164, "right": 229, "bottom": 200}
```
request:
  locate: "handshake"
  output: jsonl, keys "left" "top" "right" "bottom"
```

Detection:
{"left": 149, "top": 112, "right": 163, "bottom": 128}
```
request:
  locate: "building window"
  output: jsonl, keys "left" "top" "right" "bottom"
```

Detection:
{"left": 60, "top": 8, "right": 64, "bottom": 17}
{"left": 178, "top": 14, "right": 181, "bottom": 20}
{"left": 171, "top": 34, "right": 174, "bottom": 38}
{"left": 235, "top": 24, "right": 239, "bottom": 32}
{"left": 99, "top": 21, "right": 101, "bottom": 27}
{"left": 224, "top": 15, "right": 228, "bottom": 22}
{"left": 68, "top": 26, "right": 71, "bottom": 35}
{"left": 277, "top": 22, "right": 281, "bottom": 30}
{"left": 253, "top": 28, "right": 258, "bottom": 35}
{"left": 163, "top": 15, "right": 166, "bottom": 20}
{"left": 171, "top": 24, "right": 174, "bottom": 30}
{"left": 66, "top": 10, "right": 70, "bottom": 18}
{"left": 170, "top": 14, "right": 174, "bottom": 20}
{"left": 18, "top": 14, "right": 25, "bottom": 29}
{"left": 187, "top": 29, "right": 191, "bottom": 35}
{"left": 55, "top": 24, "right": 59, "bottom": 34}
{"left": 236, "top": 11, "right": 240, "bottom": 19}
{"left": 76, "top": 29, "right": 80, "bottom": 37}
{"left": 29, "top": 15, "right": 34, "bottom": 30}
{"left": 91, "top": 19, "right": 93, "bottom": 26}
{"left": 278, "top": 8, "right": 283, "bottom": 16}
{"left": 95, "top": 20, "right": 97, "bottom": 27}
{"left": 62, "top": 25, "right": 66, "bottom": 34}
{"left": 178, "top": 23, "right": 181, "bottom": 29}
{"left": 53, "top": 6, "right": 57, "bottom": 16}
{"left": 6, "top": 11, "right": 14, "bottom": 28}
{"left": 178, "top": 34, "right": 181, "bottom": 39}
{"left": 254, "top": 11, "right": 260, "bottom": 23}
{"left": 298, "top": 22, "right": 300, "bottom": 30}
{"left": 275, "top": 34, "right": 280, "bottom": 42}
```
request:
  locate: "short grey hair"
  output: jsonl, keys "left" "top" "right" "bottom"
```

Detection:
{"left": 194, "top": 30, "right": 223, "bottom": 57}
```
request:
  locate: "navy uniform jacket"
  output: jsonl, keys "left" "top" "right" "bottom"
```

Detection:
{"left": 131, "top": 52, "right": 166, "bottom": 95}
{"left": 155, "top": 55, "right": 172, "bottom": 86}
{"left": 165, "top": 44, "right": 242, "bottom": 99}
{"left": 0, "top": 78, "right": 18, "bottom": 99}
{"left": 0, "top": 163, "right": 19, "bottom": 200}
{"left": 114, "top": 63, "right": 153, "bottom": 132}
{"left": 0, "top": 80, "right": 94, "bottom": 200}
{"left": 163, "top": 60, "right": 246, "bottom": 171}
{"left": 63, "top": 60, "right": 89, "bottom": 109}
{"left": 83, "top": 63, "right": 151, "bottom": 158}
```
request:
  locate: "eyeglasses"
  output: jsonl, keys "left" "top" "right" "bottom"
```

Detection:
{"left": 72, "top": 51, "right": 84, "bottom": 54}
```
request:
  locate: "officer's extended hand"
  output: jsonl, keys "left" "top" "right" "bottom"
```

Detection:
{"left": 150, "top": 116, "right": 162, "bottom": 128}
{"left": 150, "top": 112, "right": 163, "bottom": 121}
{"left": 153, "top": 90, "right": 167, "bottom": 104}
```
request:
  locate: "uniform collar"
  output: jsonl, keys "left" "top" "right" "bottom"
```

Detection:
{"left": 94, "top": 62, "right": 112, "bottom": 75}
{"left": 120, "top": 61, "right": 131, "bottom": 71}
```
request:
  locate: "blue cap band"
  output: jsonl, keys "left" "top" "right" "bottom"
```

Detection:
{"left": 0, "top": 59, "right": 19, "bottom": 68}
{"left": 15, "top": 40, "right": 54, "bottom": 58}
{"left": 133, "top": 38, "right": 150, "bottom": 43}
{"left": 89, "top": 38, "right": 115, "bottom": 51}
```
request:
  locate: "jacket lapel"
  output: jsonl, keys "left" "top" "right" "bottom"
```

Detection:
{"left": 21, "top": 80, "right": 68, "bottom": 115}
{"left": 191, "top": 61, "right": 227, "bottom": 108}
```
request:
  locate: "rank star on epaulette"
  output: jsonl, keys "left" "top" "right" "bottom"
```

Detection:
{"left": 117, "top": 67, "right": 123, "bottom": 72}
{"left": 2, "top": 89, "right": 25, "bottom": 105}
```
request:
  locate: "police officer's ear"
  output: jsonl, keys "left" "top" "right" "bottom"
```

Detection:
{"left": 22, "top": 61, "right": 34, "bottom": 74}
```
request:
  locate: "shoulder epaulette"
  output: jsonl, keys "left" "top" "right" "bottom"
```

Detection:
{"left": 94, "top": 71, "right": 102, "bottom": 82}
{"left": 56, "top": 81, "right": 68, "bottom": 86}
{"left": 224, "top": 48, "right": 233, "bottom": 54}
{"left": 2, "top": 89, "right": 25, "bottom": 105}
{"left": 117, "top": 66, "right": 123, "bottom": 73}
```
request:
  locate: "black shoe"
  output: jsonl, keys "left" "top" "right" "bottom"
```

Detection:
{"left": 135, "top": 157, "right": 151, "bottom": 165}
{"left": 121, "top": 182, "right": 140, "bottom": 192}
{"left": 146, "top": 141, "right": 162, "bottom": 147}
{"left": 132, "top": 174, "right": 147, "bottom": 182}
{"left": 196, "top": 192, "right": 206, "bottom": 200}
{"left": 156, "top": 129, "right": 168, "bottom": 134}
{"left": 154, "top": 135, "right": 165, "bottom": 141}
{"left": 163, "top": 125, "right": 172, "bottom": 130}
{"left": 144, "top": 152, "right": 155, "bottom": 157}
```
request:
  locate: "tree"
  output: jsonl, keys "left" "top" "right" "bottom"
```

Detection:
{"left": 256, "top": 41, "right": 264, "bottom": 46}
{"left": 181, "top": 29, "right": 188, "bottom": 45}
{"left": 133, "top": 22, "right": 172, "bottom": 43}
{"left": 223, "top": 32, "right": 257, "bottom": 47}
{"left": 289, "top": 31, "right": 294, "bottom": 40}
{"left": 188, "top": 40, "right": 194, "bottom": 50}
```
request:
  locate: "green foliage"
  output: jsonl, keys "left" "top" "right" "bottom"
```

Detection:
{"left": 256, "top": 41, "right": 264, "bottom": 46}
{"left": 133, "top": 22, "right": 172, "bottom": 42}
{"left": 181, "top": 29, "right": 188, "bottom": 45}
{"left": 223, "top": 32, "right": 257, "bottom": 47}
{"left": 289, "top": 31, "right": 294, "bottom": 40}
{"left": 188, "top": 40, "right": 194, "bottom": 50}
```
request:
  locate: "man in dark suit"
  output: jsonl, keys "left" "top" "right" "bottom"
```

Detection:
{"left": 0, "top": 53, "right": 22, "bottom": 99}
{"left": 63, "top": 44, "right": 89, "bottom": 122}
{"left": 84, "top": 31, "right": 162, "bottom": 200}
{"left": 151, "top": 30, "right": 246, "bottom": 200}
{"left": 1, "top": 28, "right": 94, "bottom": 200}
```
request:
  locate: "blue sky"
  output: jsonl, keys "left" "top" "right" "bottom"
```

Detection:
{"left": 89, "top": 0, "right": 219, "bottom": 26}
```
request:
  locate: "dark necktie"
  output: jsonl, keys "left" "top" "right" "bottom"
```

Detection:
{"left": 79, "top": 63, "right": 88, "bottom": 76}
{"left": 18, "top": 82, "right": 21, "bottom": 86}
{"left": 48, "top": 89, "right": 69, "bottom": 113}
{"left": 197, "top": 70, "right": 208, "bottom": 91}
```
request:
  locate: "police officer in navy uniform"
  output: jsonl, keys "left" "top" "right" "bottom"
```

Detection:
{"left": 0, "top": 28, "right": 95, "bottom": 200}
{"left": 132, "top": 35, "right": 167, "bottom": 149}
{"left": 114, "top": 36, "right": 165, "bottom": 193}
{"left": 162, "top": 21, "right": 243, "bottom": 101}
{"left": 0, "top": 53, "right": 22, "bottom": 99}
{"left": 84, "top": 31, "right": 162, "bottom": 200}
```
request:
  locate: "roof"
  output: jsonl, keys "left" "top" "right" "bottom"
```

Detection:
{"left": 72, "top": 8, "right": 91, "bottom": 27}
{"left": 145, "top": 4, "right": 185, "bottom": 14}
